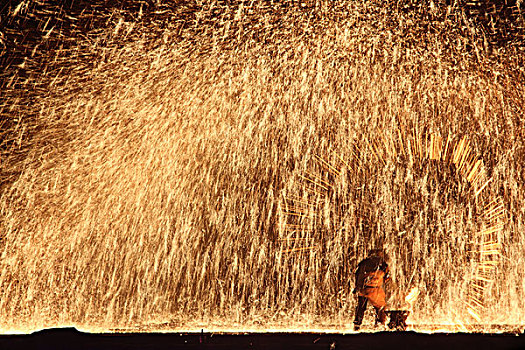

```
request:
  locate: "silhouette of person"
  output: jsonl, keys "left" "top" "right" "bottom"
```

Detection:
{"left": 352, "top": 249, "right": 390, "bottom": 331}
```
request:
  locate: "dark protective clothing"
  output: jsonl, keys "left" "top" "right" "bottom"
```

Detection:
{"left": 353, "top": 255, "right": 390, "bottom": 328}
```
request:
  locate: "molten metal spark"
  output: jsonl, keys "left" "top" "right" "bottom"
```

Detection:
{"left": 467, "top": 307, "right": 482, "bottom": 323}
{"left": 405, "top": 287, "right": 420, "bottom": 305}
{"left": 314, "top": 155, "right": 341, "bottom": 177}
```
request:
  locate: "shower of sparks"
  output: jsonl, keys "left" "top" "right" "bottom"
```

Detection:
{"left": 1, "top": 0, "right": 523, "bottom": 334}
{"left": 280, "top": 131, "right": 505, "bottom": 325}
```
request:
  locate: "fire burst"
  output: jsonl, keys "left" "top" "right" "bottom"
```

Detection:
{"left": 0, "top": 0, "right": 523, "bottom": 334}
{"left": 280, "top": 131, "right": 506, "bottom": 327}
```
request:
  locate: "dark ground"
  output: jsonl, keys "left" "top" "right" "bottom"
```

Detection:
{"left": 1, "top": 328, "right": 524, "bottom": 350}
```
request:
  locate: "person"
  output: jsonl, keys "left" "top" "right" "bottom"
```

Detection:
{"left": 352, "top": 249, "right": 390, "bottom": 331}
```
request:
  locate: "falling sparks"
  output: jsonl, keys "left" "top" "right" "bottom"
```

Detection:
{"left": 280, "top": 131, "right": 506, "bottom": 325}
{"left": 1, "top": 0, "right": 523, "bottom": 334}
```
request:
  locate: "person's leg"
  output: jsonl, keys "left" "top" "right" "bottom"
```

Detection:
{"left": 374, "top": 305, "right": 387, "bottom": 325}
{"left": 367, "top": 288, "right": 387, "bottom": 326}
{"left": 353, "top": 295, "right": 368, "bottom": 330}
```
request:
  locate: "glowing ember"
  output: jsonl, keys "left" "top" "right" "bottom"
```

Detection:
{"left": 405, "top": 287, "right": 420, "bottom": 306}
